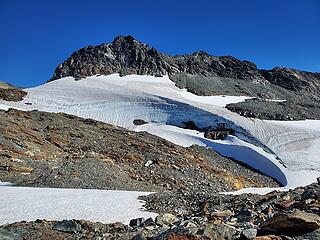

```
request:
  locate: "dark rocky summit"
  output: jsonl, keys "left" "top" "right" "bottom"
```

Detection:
{"left": 49, "top": 35, "right": 320, "bottom": 120}
{"left": 50, "top": 35, "right": 264, "bottom": 81}
{"left": 50, "top": 36, "right": 320, "bottom": 96}
{"left": 0, "top": 108, "right": 278, "bottom": 192}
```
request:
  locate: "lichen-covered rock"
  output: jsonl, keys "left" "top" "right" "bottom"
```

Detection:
{"left": 261, "top": 210, "right": 320, "bottom": 235}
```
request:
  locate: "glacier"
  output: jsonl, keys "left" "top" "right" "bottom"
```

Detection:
{"left": 0, "top": 74, "right": 319, "bottom": 191}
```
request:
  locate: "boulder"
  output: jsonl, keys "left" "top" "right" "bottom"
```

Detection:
{"left": 182, "top": 121, "right": 198, "bottom": 130}
{"left": 133, "top": 119, "right": 148, "bottom": 126}
{"left": 261, "top": 210, "right": 320, "bottom": 235}
{"left": 155, "top": 213, "right": 178, "bottom": 226}
{"left": 241, "top": 228, "right": 257, "bottom": 239}
{"left": 52, "top": 220, "right": 82, "bottom": 233}
{"left": 129, "top": 217, "right": 145, "bottom": 227}
{"left": 209, "top": 210, "right": 233, "bottom": 219}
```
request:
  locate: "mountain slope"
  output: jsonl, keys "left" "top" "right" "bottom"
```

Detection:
{"left": 0, "top": 108, "right": 278, "bottom": 191}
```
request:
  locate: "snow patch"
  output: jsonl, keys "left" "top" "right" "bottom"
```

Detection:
{"left": 0, "top": 185, "right": 157, "bottom": 225}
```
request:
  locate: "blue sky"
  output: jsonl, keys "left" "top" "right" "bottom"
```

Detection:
{"left": 0, "top": 0, "right": 319, "bottom": 87}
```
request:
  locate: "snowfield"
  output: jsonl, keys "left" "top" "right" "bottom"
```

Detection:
{"left": 1, "top": 74, "right": 319, "bottom": 192}
{"left": 0, "top": 184, "right": 157, "bottom": 225}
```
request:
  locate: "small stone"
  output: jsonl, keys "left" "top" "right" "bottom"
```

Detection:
{"left": 144, "top": 160, "right": 153, "bottom": 167}
{"left": 167, "top": 234, "right": 203, "bottom": 240}
{"left": 110, "top": 222, "right": 125, "bottom": 231}
{"left": 199, "top": 223, "right": 238, "bottom": 239}
{"left": 302, "top": 188, "right": 317, "bottom": 199}
{"left": 129, "top": 217, "right": 145, "bottom": 227}
{"left": 102, "top": 157, "right": 114, "bottom": 164}
{"left": 274, "top": 200, "right": 295, "bottom": 209}
{"left": 132, "top": 234, "right": 144, "bottom": 240}
{"left": 209, "top": 209, "right": 233, "bottom": 219}
{"left": 185, "top": 222, "right": 197, "bottom": 228}
{"left": 144, "top": 225, "right": 156, "bottom": 231}
{"left": 155, "top": 213, "right": 177, "bottom": 226}
{"left": 141, "top": 217, "right": 155, "bottom": 226}
{"left": 241, "top": 228, "right": 257, "bottom": 239}
{"left": 52, "top": 220, "right": 82, "bottom": 233}
{"left": 305, "top": 198, "right": 314, "bottom": 204}
{"left": 282, "top": 195, "right": 291, "bottom": 201}
{"left": 133, "top": 119, "right": 148, "bottom": 126}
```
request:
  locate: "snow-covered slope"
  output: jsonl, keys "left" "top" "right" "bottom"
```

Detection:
{"left": 1, "top": 74, "right": 319, "bottom": 190}
{"left": 0, "top": 183, "right": 156, "bottom": 225}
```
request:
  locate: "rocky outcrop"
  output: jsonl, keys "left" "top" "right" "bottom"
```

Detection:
{"left": 226, "top": 98, "right": 320, "bottom": 120}
{"left": 50, "top": 36, "right": 264, "bottom": 81}
{"left": 0, "top": 82, "right": 27, "bottom": 102}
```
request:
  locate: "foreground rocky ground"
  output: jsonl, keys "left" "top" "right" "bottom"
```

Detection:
{"left": 1, "top": 108, "right": 319, "bottom": 239}
{"left": 0, "top": 108, "right": 278, "bottom": 193}
{"left": 1, "top": 181, "right": 319, "bottom": 239}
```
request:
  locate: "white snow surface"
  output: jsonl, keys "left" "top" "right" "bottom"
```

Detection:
{"left": 1, "top": 74, "right": 319, "bottom": 192}
{"left": 0, "top": 184, "right": 157, "bottom": 225}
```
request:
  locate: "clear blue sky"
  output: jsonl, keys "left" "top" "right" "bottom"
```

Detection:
{"left": 1, "top": 0, "right": 319, "bottom": 87}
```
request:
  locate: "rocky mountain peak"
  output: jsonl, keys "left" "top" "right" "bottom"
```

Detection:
{"left": 112, "top": 35, "right": 136, "bottom": 44}
{"left": 49, "top": 35, "right": 320, "bottom": 98}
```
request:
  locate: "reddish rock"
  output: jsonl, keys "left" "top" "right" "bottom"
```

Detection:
{"left": 261, "top": 210, "right": 320, "bottom": 234}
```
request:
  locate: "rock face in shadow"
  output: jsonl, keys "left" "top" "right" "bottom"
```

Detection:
{"left": 50, "top": 35, "right": 264, "bottom": 81}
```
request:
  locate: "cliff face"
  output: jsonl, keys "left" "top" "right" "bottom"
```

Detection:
{"left": 51, "top": 35, "right": 264, "bottom": 81}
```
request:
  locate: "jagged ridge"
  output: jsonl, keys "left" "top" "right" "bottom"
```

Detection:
{"left": 50, "top": 35, "right": 320, "bottom": 94}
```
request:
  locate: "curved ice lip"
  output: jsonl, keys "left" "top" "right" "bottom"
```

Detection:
{"left": 135, "top": 123, "right": 288, "bottom": 187}
{"left": 200, "top": 137, "right": 288, "bottom": 186}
